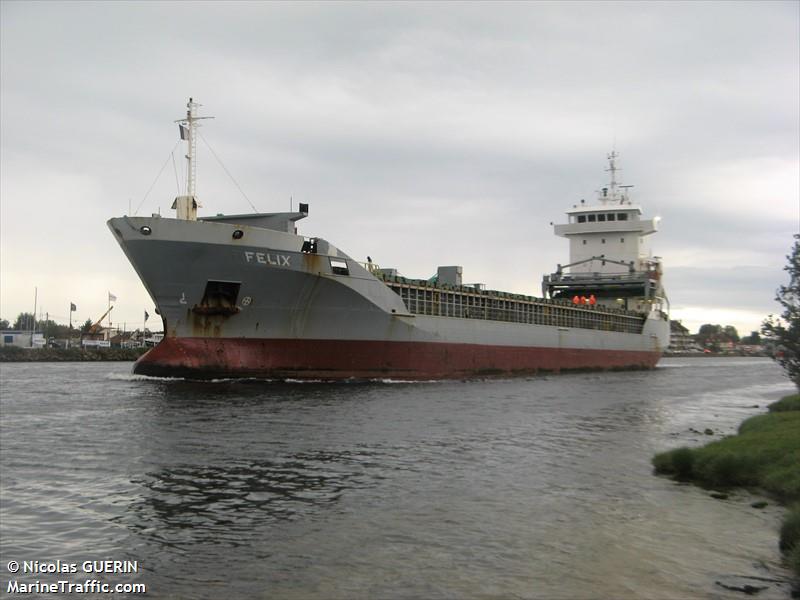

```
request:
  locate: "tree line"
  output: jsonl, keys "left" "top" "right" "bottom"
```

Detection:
{"left": 0, "top": 313, "right": 95, "bottom": 338}
{"left": 694, "top": 324, "right": 762, "bottom": 351}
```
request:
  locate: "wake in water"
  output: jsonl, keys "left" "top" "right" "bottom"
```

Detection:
{"left": 105, "top": 372, "right": 443, "bottom": 385}
{"left": 106, "top": 372, "right": 186, "bottom": 382}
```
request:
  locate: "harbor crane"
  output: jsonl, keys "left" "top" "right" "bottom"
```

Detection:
{"left": 87, "top": 306, "right": 113, "bottom": 335}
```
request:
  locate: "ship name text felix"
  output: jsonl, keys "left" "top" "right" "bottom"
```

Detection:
{"left": 244, "top": 250, "right": 291, "bottom": 267}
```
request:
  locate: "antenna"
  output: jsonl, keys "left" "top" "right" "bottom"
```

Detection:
{"left": 619, "top": 184, "right": 634, "bottom": 205}
{"left": 605, "top": 150, "right": 620, "bottom": 202}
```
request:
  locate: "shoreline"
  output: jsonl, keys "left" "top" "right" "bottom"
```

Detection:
{"left": 653, "top": 393, "right": 800, "bottom": 584}
{"left": 0, "top": 346, "right": 148, "bottom": 362}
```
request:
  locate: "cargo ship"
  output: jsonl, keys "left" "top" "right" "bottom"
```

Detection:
{"left": 109, "top": 99, "right": 670, "bottom": 380}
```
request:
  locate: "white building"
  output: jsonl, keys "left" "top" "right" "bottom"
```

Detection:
{"left": 1, "top": 331, "right": 44, "bottom": 348}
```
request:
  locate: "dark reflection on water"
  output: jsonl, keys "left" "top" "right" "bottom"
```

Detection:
{"left": 123, "top": 451, "right": 384, "bottom": 547}
{"left": 1, "top": 359, "right": 796, "bottom": 599}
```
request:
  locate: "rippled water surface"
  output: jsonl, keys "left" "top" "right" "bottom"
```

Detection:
{"left": 1, "top": 358, "right": 796, "bottom": 598}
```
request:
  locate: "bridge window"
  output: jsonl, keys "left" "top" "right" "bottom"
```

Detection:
{"left": 301, "top": 238, "right": 318, "bottom": 253}
{"left": 577, "top": 215, "right": 586, "bottom": 223}
{"left": 617, "top": 213, "right": 628, "bottom": 221}
{"left": 607, "top": 213, "right": 616, "bottom": 221}
{"left": 598, "top": 214, "right": 606, "bottom": 221}
{"left": 588, "top": 214, "right": 596, "bottom": 222}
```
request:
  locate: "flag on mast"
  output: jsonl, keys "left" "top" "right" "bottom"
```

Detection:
{"left": 70, "top": 303, "right": 77, "bottom": 312}
{"left": 108, "top": 292, "right": 117, "bottom": 303}
{"left": 144, "top": 310, "right": 149, "bottom": 322}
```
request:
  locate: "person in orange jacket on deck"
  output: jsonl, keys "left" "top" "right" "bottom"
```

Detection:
{"left": 589, "top": 294, "right": 597, "bottom": 306}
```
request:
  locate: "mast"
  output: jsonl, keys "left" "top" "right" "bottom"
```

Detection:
{"left": 185, "top": 99, "right": 198, "bottom": 197}
{"left": 606, "top": 150, "right": 619, "bottom": 201}
{"left": 600, "top": 150, "right": 632, "bottom": 205}
{"left": 32, "top": 287, "right": 37, "bottom": 338}
{"left": 172, "top": 98, "right": 213, "bottom": 220}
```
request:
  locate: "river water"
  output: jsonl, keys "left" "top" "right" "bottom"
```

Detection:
{"left": 0, "top": 357, "right": 796, "bottom": 599}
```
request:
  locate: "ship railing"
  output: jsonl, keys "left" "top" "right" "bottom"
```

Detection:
{"left": 357, "top": 261, "right": 382, "bottom": 275}
{"left": 544, "top": 271, "right": 649, "bottom": 284}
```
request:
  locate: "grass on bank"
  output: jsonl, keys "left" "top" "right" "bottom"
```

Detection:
{"left": 770, "top": 393, "right": 800, "bottom": 413}
{"left": 653, "top": 394, "right": 800, "bottom": 575}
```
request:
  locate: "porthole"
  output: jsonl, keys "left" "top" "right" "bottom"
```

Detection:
{"left": 140, "top": 226, "right": 152, "bottom": 236}
{"left": 232, "top": 229, "right": 244, "bottom": 240}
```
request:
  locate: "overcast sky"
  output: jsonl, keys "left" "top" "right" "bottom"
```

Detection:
{"left": 1, "top": 1, "right": 798, "bottom": 336}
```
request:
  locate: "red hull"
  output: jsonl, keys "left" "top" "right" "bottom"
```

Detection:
{"left": 134, "top": 337, "right": 660, "bottom": 380}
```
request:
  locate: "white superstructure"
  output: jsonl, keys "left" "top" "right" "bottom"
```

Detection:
{"left": 542, "top": 152, "right": 668, "bottom": 315}
{"left": 554, "top": 151, "right": 660, "bottom": 276}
